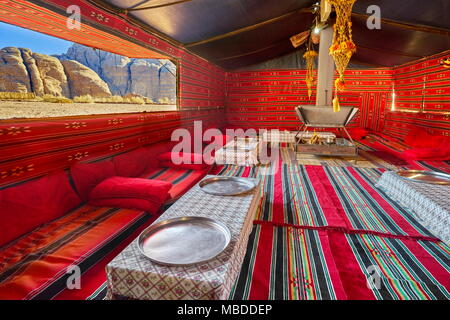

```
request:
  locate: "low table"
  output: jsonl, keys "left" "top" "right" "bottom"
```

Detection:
{"left": 296, "top": 138, "right": 358, "bottom": 157}
{"left": 375, "top": 171, "right": 449, "bottom": 244}
{"left": 105, "top": 175, "right": 261, "bottom": 300}
{"left": 215, "top": 138, "right": 261, "bottom": 166}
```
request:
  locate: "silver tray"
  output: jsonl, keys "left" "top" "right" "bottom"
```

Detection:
{"left": 396, "top": 170, "right": 450, "bottom": 185}
{"left": 138, "top": 217, "right": 231, "bottom": 266}
{"left": 199, "top": 176, "right": 258, "bottom": 195}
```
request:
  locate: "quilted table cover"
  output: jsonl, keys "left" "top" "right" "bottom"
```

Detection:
{"left": 375, "top": 171, "right": 449, "bottom": 244}
{"left": 105, "top": 176, "right": 261, "bottom": 300}
{"left": 215, "top": 139, "right": 261, "bottom": 166}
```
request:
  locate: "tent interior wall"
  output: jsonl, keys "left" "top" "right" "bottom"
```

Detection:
{"left": 0, "top": 0, "right": 448, "bottom": 198}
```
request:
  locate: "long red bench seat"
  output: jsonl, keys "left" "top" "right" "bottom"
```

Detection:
{"left": 0, "top": 205, "right": 151, "bottom": 299}
{"left": 0, "top": 139, "right": 213, "bottom": 299}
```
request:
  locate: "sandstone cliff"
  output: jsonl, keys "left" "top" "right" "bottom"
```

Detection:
{"left": 58, "top": 44, "right": 176, "bottom": 102}
{"left": 0, "top": 47, "right": 111, "bottom": 98}
{"left": 0, "top": 44, "right": 176, "bottom": 102}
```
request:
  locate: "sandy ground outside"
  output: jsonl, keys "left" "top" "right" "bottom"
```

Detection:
{"left": 0, "top": 101, "right": 177, "bottom": 120}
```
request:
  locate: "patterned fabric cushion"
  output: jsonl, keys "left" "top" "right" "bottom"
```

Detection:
{"left": 112, "top": 148, "right": 153, "bottom": 177}
{"left": 0, "top": 170, "right": 81, "bottom": 247}
{"left": 0, "top": 205, "right": 150, "bottom": 299}
{"left": 139, "top": 166, "right": 211, "bottom": 200}
{"left": 70, "top": 160, "right": 116, "bottom": 201}
{"left": 88, "top": 176, "right": 172, "bottom": 213}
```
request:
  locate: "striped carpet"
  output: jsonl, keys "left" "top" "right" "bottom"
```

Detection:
{"left": 211, "top": 158, "right": 449, "bottom": 300}
{"left": 76, "top": 151, "right": 449, "bottom": 300}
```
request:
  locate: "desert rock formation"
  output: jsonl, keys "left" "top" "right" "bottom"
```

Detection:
{"left": 0, "top": 47, "right": 111, "bottom": 98}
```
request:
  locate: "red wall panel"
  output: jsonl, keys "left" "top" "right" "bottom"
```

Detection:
{"left": 0, "top": 0, "right": 227, "bottom": 189}
{"left": 225, "top": 68, "right": 392, "bottom": 130}
{"left": 385, "top": 50, "right": 450, "bottom": 140}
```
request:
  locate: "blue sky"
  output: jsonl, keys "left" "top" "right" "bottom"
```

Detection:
{"left": 0, "top": 22, "right": 72, "bottom": 55}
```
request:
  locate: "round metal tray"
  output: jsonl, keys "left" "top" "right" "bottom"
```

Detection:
{"left": 396, "top": 170, "right": 450, "bottom": 185}
{"left": 138, "top": 217, "right": 231, "bottom": 266}
{"left": 199, "top": 176, "right": 258, "bottom": 195}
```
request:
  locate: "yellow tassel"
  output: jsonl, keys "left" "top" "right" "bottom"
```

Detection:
{"left": 333, "top": 96, "right": 340, "bottom": 112}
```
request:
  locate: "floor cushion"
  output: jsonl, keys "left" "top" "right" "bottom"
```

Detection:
{"left": 402, "top": 147, "right": 450, "bottom": 161}
{"left": 139, "top": 166, "right": 210, "bottom": 200}
{"left": 0, "top": 170, "right": 81, "bottom": 247}
{"left": 113, "top": 147, "right": 152, "bottom": 177}
{"left": 88, "top": 176, "right": 172, "bottom": 213}
{"left": 0, "top": 205, "right": 150, "bottom": 299}
{"left": 157, "top": 152, "right": 208, "bottom": 170}
{"left": 348, "top": 127, "right": 369, "bottom": 140}
{"left": 71, "top": 160, "right": 116, "bottom": 201}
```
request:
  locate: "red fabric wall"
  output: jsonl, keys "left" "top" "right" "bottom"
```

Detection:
{"left": 384, "top": 51, "right": 450, "bottom": 140}
{"left": 225, "top": 69, "right": 392, "bottom": 130}
{"left": 0, "top": 0, "right": 227, "bottom": 189}
{"left": 225, "top": 51, "right": 449, "bottom": 141}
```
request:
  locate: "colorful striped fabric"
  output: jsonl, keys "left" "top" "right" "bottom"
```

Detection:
{"left": 230, "top": 225, "right": 450, "bottom": 300}
{"left": 358, "top": 135, "right": 450, "bottom": 174}
{"left": 218, "top": 160, "right": 437, "bottom": 240}
{"left": 230, "top": 224, "right": 347, "bottom": 300}
{"left": 0, "top": 205, "right": 151, "bottom": 300}
{"left": 213, "top": 158, "right": 449, "bottom": 300}
{"left": 140, "top": 166, "right": 211, "bottom": 200}
{"left": 343, "top": 234, "right": 449, "bottom": 300}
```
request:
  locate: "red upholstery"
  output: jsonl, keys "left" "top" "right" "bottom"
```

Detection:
{"left": 405, "top": 128, "right": 448, "bottom": 148}
{"left": 157, "top": 152, "right": 209, "bottom": 170}
{"left": 89, "top": 176, "right": 172, "bottom": 213}
{"left": 347, "top": 127, "right": 369, "bottom": 140}
{"left": 0, "top": 139, "right": 212, "bottom": 299}
{"left": 0, "top": 204, "right": 150, "bottom": 299}
{"left": 143, "top": 141, "right": 177, "bottom": 168}
{"left": 71, "top": 160, "right": 116, "bottom": 201}
{"left": 139, "top": 166, "right": 210, "bottom": 200}
{"left": 204, "top": 133, "right": 233, "bottom": 148}
{"left": 0, "top": 170, "right": 81, "bottom": 247}
{"left": 402, "top": 147, "right": 450, "bottom": 161}
{"left": 113, "top": 148, "right": 152, "bottom": 177}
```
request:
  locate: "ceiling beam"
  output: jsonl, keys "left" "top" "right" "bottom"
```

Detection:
{"left": 185, "top": 8, "right": 313, "bottom": 48}
{"left": 352, "top": 12, "right": 450, "bottom": 36}
{"left": 125, "top": 0, "right": 195, "bottom": 12}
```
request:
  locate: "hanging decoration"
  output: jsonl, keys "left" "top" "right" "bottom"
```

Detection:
{"left": 328, "top": 0, "right": 357, "bottom": 112}
{"left": 440, "top": 57, "right": 450, "bottom": 68}
{"left": 303, "top": 47, "right": 318, "bottom": 99}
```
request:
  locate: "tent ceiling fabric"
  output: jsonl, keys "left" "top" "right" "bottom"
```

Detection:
{"left": 99, "top": 0, "right": 450, "bottom": 69}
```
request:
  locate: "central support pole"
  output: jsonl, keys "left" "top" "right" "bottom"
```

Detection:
{"left": 315, "top": 27, "right": 335, "bottom": 107}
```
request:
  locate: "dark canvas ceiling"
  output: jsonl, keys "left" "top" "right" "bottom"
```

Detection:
{"left": 96, "top": 0, "right": 450, "bottom": 70}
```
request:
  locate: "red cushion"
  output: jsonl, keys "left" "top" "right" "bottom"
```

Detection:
{"left": 159, "top": 161, "right": 209, "bottom": 171}
{"left": 70, "top": 160, "right": 116, "bottom": 201}
{"left": 144, "top": 141, "right": 177, "bottom": 168}
{"left": 402, "top": 147, "right": 450, "bottom": 160}
{"left": 89, "top": 198, "right": 162, "bottom": 213}
{"left": 88, "top": 176, "right": 172, "bottom": 213}
{"left": 113, "top": 148, "right": 151, "bottom": 177}
{"left": 204, "top": 134, "right": 233, "bottom": 147}
{"left": 404, "top": 128, "right": 447, "bottom": 148}
{"left": 157, "top": 152, "right": 208, "bottom": 170}
{"left": 0, "top": 170, "right": 81, "bottom": 247}
{"left": 348, "top": 127, "right": 369, "bottom": 140}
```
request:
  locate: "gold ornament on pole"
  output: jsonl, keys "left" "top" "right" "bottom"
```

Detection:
{"left": 328, "top": 0, "right": 357, "bottom": 112}
{"left": 303, "top": 49, "right": 318, "bottom": 99}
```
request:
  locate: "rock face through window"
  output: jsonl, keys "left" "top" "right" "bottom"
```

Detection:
{"left": 0, "top": 44, "right": 177, "bottom": 104}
